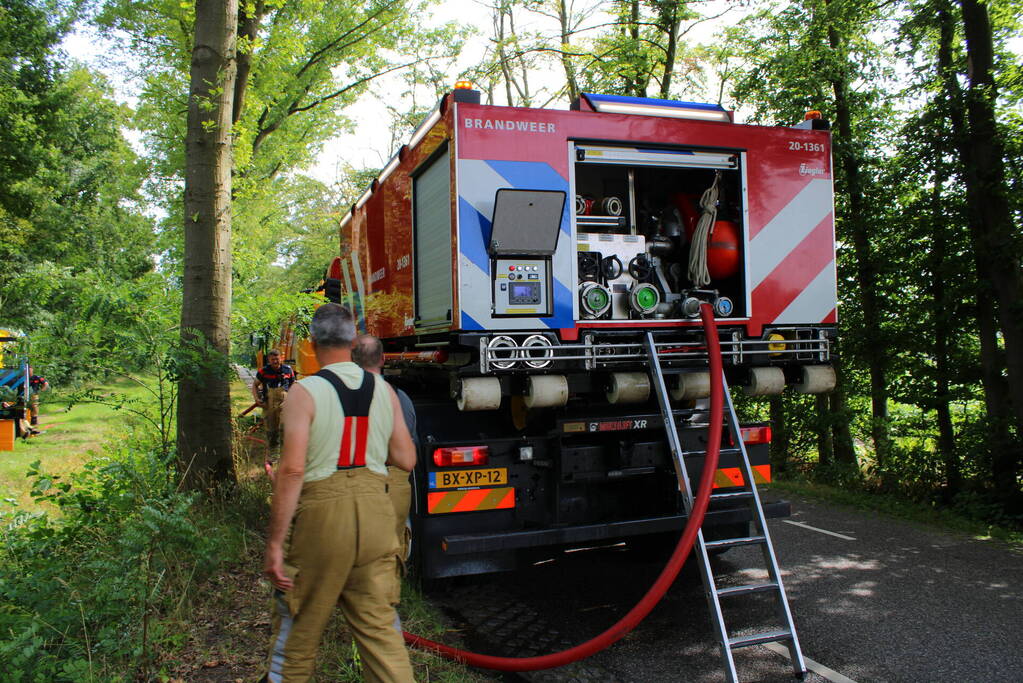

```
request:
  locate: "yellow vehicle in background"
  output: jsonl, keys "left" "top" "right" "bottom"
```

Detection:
{"left": 0, "top": 329, "right": 30, "bottom": 446}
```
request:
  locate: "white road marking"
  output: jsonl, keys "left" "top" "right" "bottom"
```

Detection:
{"left": 764, "top": 642, "right": 860, "bottom": 683}
{"left": 782, "top": 520, "right": 856, "bottom": 541}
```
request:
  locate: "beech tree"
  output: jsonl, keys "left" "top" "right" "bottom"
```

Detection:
{"left": 726, "top": 0, "right": 895, "bottom": 474}
{"left": 178, "top": 0, "right": 238, "bottom": 486}
{"left": 956, "top": 0, "right": 1023, "bottom": 502}
{"left": 95, "top": 0, "right": 459, "bottom": 486}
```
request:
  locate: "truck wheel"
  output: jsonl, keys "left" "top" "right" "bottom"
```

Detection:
{"left": 406, "top": 507, "right": 445, "bottom": 593}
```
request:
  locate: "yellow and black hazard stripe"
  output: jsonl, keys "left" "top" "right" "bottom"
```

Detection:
{"left": 712, "top": 464, "right": 771, "bottom": 488}
{"left": 428, "top": 487, "right": 515, "bottom": 514}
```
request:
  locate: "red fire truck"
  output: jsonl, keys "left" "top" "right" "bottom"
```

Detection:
{"left": 321, "top": 86, "right": 837, "bottom": 581}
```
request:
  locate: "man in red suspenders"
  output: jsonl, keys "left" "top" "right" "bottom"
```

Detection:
{"left": 262, "top": 304, "right": 416, "bottom": 682}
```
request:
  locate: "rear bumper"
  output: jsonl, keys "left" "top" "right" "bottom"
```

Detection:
{"left": 440, "top": 500, "right": 790, "bottom": 555}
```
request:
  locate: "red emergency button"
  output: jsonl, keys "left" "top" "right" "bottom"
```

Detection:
{"left": 509, "top": 265, "right": 515, "bottom": 271}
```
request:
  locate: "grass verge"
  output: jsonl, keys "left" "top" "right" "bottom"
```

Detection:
{"left": 0, "top": 376, "right": 158, "bottom": 509}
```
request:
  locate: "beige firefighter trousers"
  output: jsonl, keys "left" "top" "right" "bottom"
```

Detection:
{"left": 387, "top": 466, "right": 412, "bottom": 565}
{"left": 264, "top": 387, "right": 287, "bottom": 447}
{"left": 266, "top": 468, "right": 413, "bottom": 682}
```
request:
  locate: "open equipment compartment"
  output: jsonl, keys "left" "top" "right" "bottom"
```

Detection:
{"left": 573, "top": 143, "right": 747, "bottom": 322}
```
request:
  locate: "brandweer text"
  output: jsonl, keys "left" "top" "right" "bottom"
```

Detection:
{"left": 464, "top": 118, "right": 556, "bottom": 133}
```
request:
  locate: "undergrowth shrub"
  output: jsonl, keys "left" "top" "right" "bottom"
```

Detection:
{"left": 0, "top": 431, "right": 245, "bottom": 681}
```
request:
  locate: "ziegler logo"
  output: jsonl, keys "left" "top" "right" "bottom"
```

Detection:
{"left": 588, "top": 418, "right": 649, "bottom": 432}
{"left": 464, "top": 118, "right": 556, "bottom": 133}
{"left": 799, "top": 163, "right": 825, "bottom": 176}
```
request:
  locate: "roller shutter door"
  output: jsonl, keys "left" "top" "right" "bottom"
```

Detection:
{"left": 413, "top": 147, "right": 452, "bottom": 326}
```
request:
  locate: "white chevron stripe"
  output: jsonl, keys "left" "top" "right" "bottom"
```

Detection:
{"left": 750, "top": 179, "right": 833, "bottom": 289}
{"left": 773, "top": 260, "right": 837, "bottom": 324}
{"left": 458, "top": 159, "right": 513, "bottom": 219}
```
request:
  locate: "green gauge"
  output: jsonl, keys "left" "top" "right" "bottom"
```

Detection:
{"left": 630, "top": 283, "right": 660, "bottom": 314}
{"left": 579, "top": 282, "right": 612, "bottom": 317}
{"left": 586, "top": 287, "right": 609, "bottom": 311}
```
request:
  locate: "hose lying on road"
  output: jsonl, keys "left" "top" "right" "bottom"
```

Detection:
{"left": 403, "top": 302, "right": 725, "bottom": 672}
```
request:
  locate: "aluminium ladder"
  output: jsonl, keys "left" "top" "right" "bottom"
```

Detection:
{"left": 643, "top": 332, "right": 807, "bottom": 682}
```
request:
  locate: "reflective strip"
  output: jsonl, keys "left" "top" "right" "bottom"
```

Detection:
{"left": 427, "top": 487, "right": 515, "bottom": 514}
{"left": 353, "top": 416, "right": 369, "bottom": 467}
{"left": 749, "top": 178, "right": 833, "bottom": 287}
{"left": 351, "top": 251, "right": 368, "bottom": 333}
{"left": 576, "top": 145, "right": 734, "bottom": 169}
{"left": 337, "top": 416, "right": 369, "bottom": 468}
{"left": 267, "top": 591, "right": 293, "bottom": 683}
{"left": 712, "top": 464, "right": 771, "bottom": 488}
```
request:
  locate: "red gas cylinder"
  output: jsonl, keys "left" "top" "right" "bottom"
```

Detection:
{"left": 671, "top": 192, "right": 701, "bottom": 240}
{"left": 707, "top": 220, "right": 740, "bottom": 279}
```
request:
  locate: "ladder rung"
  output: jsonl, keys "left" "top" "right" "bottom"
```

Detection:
{"left": 709, "top": 490, "right": 754, "bottom": 501}
{"left": 716, "top": 581, "right": 779, "bottom": 598}
{"left": 704, "top": 535, "right": 765, "bottom": 550}
{"left": 728, "top": 629, "right": 793, "bottom": 650}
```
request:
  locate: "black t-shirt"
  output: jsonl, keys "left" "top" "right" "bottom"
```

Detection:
{"left": 256, "top": 364, "right": 295, "bottom": 390}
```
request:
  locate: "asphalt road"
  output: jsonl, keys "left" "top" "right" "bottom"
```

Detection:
{"left": 429, "top": 490, "right": 1023, "bottom": 682}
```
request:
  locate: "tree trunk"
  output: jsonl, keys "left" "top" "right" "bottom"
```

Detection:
{"left": 830, "top": 381, "right": 856, "bottom": 466}
{"left": 827, "top": 352, "right": 857, "bottom": 466}
{"left": 928, "top": 179, "right": 961, "bottom": 496}
{"left": 826, "top": 20, "right": 890, "bottom": 474}
{"left": 958, "top": 0, "right": 1023, "bottom": 501}
{"left": 937, "top": 3, "right": 1012, "bottom": 456}
{"left": 769, "top": 396, "right": 789, "bottom": 475}
{"left": 658, "top": 2, "right": 680, "bottom": 99}
{"left": 558, "top": 0, "right": 580, "bottom": 102}
{"left": 233, "top": 0, "right": 266, "bottom": 125}
{"left": 627, "top": 0, "right": 641, "bottom": 96}
{"left": 179, "top": 0, "right": 239, "bottom": 488}
{"left": 816, "top": 394, "right": 834, "bottom": 470}
{"left": 494, "top": 5, "right": 518, "bottom": 105}
{"left": 941, "top": 1, "right": 1023, "bottom": 501}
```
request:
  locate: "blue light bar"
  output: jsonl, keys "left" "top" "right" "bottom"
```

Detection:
{"left": 581, "top": 93, "right": 731, "bottom": 122}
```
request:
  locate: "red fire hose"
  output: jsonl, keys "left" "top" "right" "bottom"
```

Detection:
{"left": 403, "top": 303, "right": 725, "bottom": 671}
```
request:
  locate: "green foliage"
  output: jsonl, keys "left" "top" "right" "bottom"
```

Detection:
{"left": 0, "top": 0, "right": 160, "bottom": 405}
{"left": 22, "top": 271, "right": 178, "bottom": 387}
{"left": 95, "top": 0, "right": 462, "bottom": 275}
{"left": 0, "top": 437, "right": 239, "bottom": 680}
{"left": 578, "top": 0, "right": 702, "bottom": 98}
{"left": 233, "top": 289, "right": 323, "bottom": 361}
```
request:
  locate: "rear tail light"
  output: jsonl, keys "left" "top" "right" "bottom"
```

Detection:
{"left": 740, "top": 425, "right": 772, "bottom": 445}
{"left": 433, "top": 445, "right": 490, "bottom": 467}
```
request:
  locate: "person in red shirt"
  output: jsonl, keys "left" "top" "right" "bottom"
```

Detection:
{"left": 252, "top": 350, "right": 295, "bottom": 449}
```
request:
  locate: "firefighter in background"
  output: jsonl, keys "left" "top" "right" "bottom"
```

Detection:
{"left": 352, "top": 334, "right": 417, "bottom": 570}
{"left": 252, "top": 350, "right": 296, "bottom": 449}
{"left": 28, "top": 371, "right": 49, "bottom": 426}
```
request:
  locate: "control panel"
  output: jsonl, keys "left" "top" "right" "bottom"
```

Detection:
{"left": 492, "top": 258, "right": 551, "bottom": 316}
